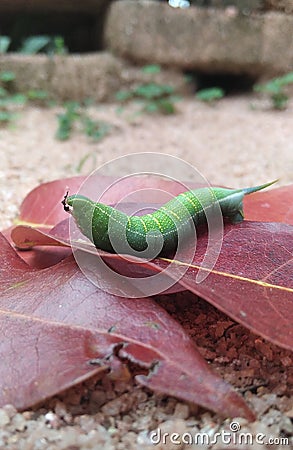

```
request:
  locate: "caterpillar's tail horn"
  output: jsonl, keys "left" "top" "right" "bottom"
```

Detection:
{"left": 242, "top": 179, "right": 278, "bottom": 196}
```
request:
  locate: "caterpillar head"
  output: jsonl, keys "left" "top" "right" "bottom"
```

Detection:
{"left": 62, "top": 192, "right": 96, "bottom": 241}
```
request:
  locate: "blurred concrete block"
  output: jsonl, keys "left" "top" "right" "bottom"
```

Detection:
{"left": 105, "top": 1, "right": 264, "bottom": 75}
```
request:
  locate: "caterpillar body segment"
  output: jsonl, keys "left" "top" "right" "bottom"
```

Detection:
{"left": 63, "top": 181, "right": 277, "bottom": 257}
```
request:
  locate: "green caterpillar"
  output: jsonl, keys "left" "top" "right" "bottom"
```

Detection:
{"left": 62, "top": 181, "right": 276, "bottom": 257}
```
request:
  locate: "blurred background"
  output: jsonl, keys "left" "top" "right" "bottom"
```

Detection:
{"left": 1, "top": 0, "right": 292, "bottom": 98}
{"left": 0, "top": 0, "right": 292, "bottom": 226}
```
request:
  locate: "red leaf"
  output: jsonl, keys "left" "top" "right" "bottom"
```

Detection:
{"left": 10, "top": 178, "right": 293, "bottom": 351}
{"left": 12, "top": 219, "right": 293, "bottom": 350}
{"left": 83, "top": 221, "right": 293, "bottom": 351}
{"left": 0, "top": 233, "right": 254, "bottom": 419}
{"left": 0, "top": 313, "right": 109, "bottom": 408}
{"left": 16, "top": 176, "right": 85, "bottom": 228}
{"left": 3, "top": 224, "right": 71, "bottom": 269}
{"left": 158, "top": 222, "right": 293, "bottom": 351}
{"left": 244, "top": 184, "right": 293, "bottom": 224}
{"left": 85, "top": 220, "right": 292, "bottom": 352}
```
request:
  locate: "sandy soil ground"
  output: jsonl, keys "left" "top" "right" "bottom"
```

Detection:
{"left": 0, "top": 96, "right": 292, "bottom": 448}
{"left": 1, "top": 95, "right": 292, "bottom": 228}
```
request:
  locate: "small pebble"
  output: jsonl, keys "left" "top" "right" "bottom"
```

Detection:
{"left": 173, "top": 403, "right": 189, "bottom": 420}
{"left": 2, "top": 405, "right": 17, "bottom": 419}
{"left": 12, "top": 413, "right": 27, "bottom": 432}
{"left": 0, "top": 410, "right": 10, "bottom": 427}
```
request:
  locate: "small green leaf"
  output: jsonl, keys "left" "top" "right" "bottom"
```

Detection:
{"left": 115, "top": 90, "right": 133, "bottom": 102}
{"left": 0, "top": 87, "right": 8, "bottom": 97}
{"left": 134, "top": 83, "right": 174, "bottom": 99}
{"left": 0, "top": 93, "right": 27, "bottom": 106}
{"left": 9, "top": 93, "right": 27, "bottom": 105}
{"left": 253, "top": 72, "right": 293, "bottom": 110}
{"left": 19, "top": 36, "right": 51, "bottom": 54}
{"left": 0, "top": 99, "right": 8, "bottom": 107}
{"left": 55, "top": 105, "right": 78, "bottom": 141}
{"left": 196, "top": 87, "right": 225, "bottom": 102}
{"left": 141, "top": 64, "right": 161, "bottom": 75}
{"left": 55, "top": 123, "right": 71, "bottom": 141}
{"left": 53, "top": 36, "right": 67, "bottom": 55}
{"left": 271, "top": 92, "right": 288, "bottom": 110}
{"left": 83, "top": 117, "right": 111, "bottom": 141}
{"left": 157, "top": 99, "right": 176, "bottom": 115}
{"left": 143, "top": 102, "right": 159, "bottom": 113}
{"left": 279, "top": 72, "right": 293, "bottom": 85}
{"left": 0, "top": 36, "right": 11, "bottom": 53}
{"left": 254, "top": 81, "right": 281, "bottom": 94}
{"left": 0, "top": 110, "right": 14, "bottom": 122}
{"left": 0, "top": 71, "right": 16, "bottom": 82}
{"left": 76, "top": 153, "right": 91, "bottom": 173}
{"left": 115, "top": 81, "right": 179, "bottom": 116}
{"left": 254, "top": 72, "right": 293, "bottom": 95}
{"left": 169, "top": 95, "right": 181, "bottom": 103}
{"left": 27, "top": 90, "right": 48, "bottom": 101}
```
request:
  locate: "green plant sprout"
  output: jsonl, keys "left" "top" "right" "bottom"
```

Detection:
{"left": 0, "top": 70, "right": 49, "bottom": 127}
{"left": 52, "top": 37, "right": 67, "bottom": 55}
{"left": 116, "top": 82, "right": 180, "bottom": 115}
{"left": 55, "top": 102, "right": 112, "bottom": 142}
{"left": 0, "top": 110, "right": 16, "bottom": 124}
{"left": 253, "top": 72, "right": 293, "bottom": 110}
{"left": 195, "top": 87, "right": 225, "bottom": 103}
{"left": 141, "top": 64, "right": 161, "bottom": 75}
{"left": 0, "top": 70, "right": 23, "bottom": 126}
{"left": 75, "top": 151, "right": 98, "bottom": 173}
{"left": 20, "top": 36, "right": 52, "bottom": 54}
{"left": 0, "top": 71, "right": 16, "bottom": 83}
{"left": 0, "top": 34, "right": 67, "bottom": 55}
{"left": 0, "top": 36, "right": 11, "bottom": 53}
{"left": 56, "top": 102, "right": 80, "bottom": 141}
{"left": 82, "top": 116, "right": 111, "bottom": 141}
{"left": 26, "top": 90, "right": 49, "bottom": 102}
